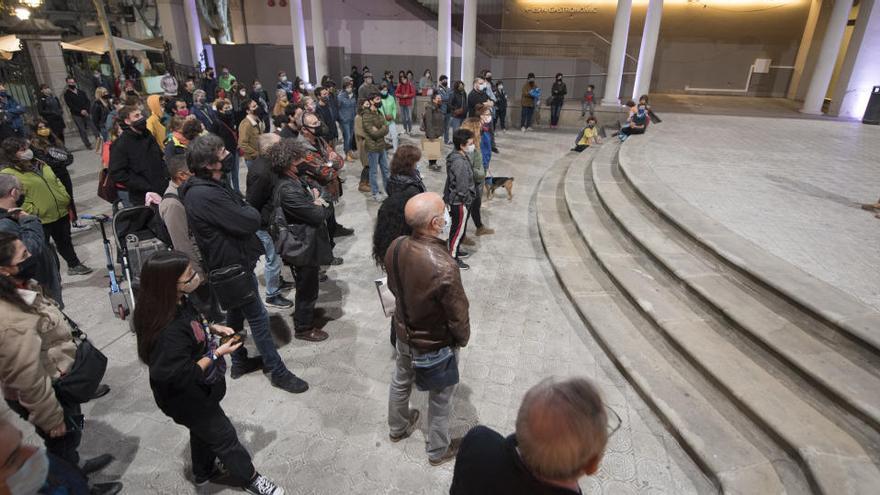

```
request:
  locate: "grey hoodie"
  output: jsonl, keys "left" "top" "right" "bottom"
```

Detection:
{"left": 443, "top": 150, "right": 476, "bottom": 206}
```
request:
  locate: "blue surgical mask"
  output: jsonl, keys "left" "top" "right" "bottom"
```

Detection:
{"left": 7, "top": 447, "right": 49, "bottom": 495}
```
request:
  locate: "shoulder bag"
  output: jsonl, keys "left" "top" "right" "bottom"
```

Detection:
{"left": 391, "top": 239, "right": 459, "bottom": 392}
{"left": 53, "top": 312, "right": 108, "bottom": 404}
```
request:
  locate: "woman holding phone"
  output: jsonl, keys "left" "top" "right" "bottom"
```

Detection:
{"left": 133, "top": 251, "right": 284, "bottom": 495}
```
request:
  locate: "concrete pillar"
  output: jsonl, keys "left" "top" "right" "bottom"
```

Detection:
{"left": 183, "top": 0, "right": 204, "bottom": 69}
{"left": 156, "top": 0, "right": 191, "bottom": 65}
{"left": 632, "top": 0, "right": 663, "bottom": 99}
{"left": 788, "top": 0, "right": 823, "bottom": 100}
{"left": 460, "top": 0, "right": 477, "bottom": 86}
{"left": 800, "top": 0, "right": 853, "bottom": 114}
{"left": 601, "top": 0, "right": 633, "bottom": 107}
{"left": 829, "top": 0, "right": 880, "bottom": 118}
{"left": 310, "top": 0, "right": 328, "bottom": 83}
{"left": 289, "top": 0, "right": 311, "bottom": 84}
{"left": 437, "top": 0, "right": 452, "bottom": 80}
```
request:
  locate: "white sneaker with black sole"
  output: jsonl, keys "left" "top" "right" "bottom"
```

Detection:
{"left": 245, "top": 473, "right": 284, "bottom": 495}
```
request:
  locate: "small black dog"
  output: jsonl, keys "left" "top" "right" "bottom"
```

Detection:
{"left": 485, "top": 177, "right": 515, "bottom": 201}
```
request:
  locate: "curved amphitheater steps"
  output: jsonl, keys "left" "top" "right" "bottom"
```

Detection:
{"left": 536, "top": 147, "right": 880, "bottom": 494}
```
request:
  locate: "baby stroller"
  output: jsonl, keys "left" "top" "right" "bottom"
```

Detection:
{"left": 112, "top": 205, "right": 171, "bottom": 299}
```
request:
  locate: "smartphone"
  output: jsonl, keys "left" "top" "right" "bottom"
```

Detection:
{"left": 220, "top": 333, "right": 244, "bottom": 346}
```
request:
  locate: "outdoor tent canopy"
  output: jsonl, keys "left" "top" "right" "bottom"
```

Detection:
{"left": 59, "top": 35, "right": 162, "bottom": 55}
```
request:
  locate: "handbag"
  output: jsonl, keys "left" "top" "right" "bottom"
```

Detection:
{"left": 96, "top": 168, "right": 118, "bottom": 203}
{"left": 53, "top": 313, "right": 108, "bottom": 404}
{"left": 391, "top": 240, "right": 459, "bottom": 392}
{"left": 270, "top": 185, "right": 317, "bottom": 266}
{"left": 208, "top": 264, "right": 257, "bottom": 310}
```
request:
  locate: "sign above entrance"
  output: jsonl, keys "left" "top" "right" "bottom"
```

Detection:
{"left": 523, "top": 6, "right": 600, "bottom": 14}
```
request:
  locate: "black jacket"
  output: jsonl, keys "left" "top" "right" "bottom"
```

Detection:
{"left": 274, "top": 175, "right": 332, "bottom": 267}
{"left": 110, "top": 129, "right": 170, "bottom": 194}
{"left": 374, "top": 173, "right": 426, "bottom": 268}
{"left": 0, "top": 209, "right": 62, "bottom": 307}
{"left": 467, "top": 89, "right": 489, "bottom": 117}
{"left": 109, "top": 127, "right": 169, "bottom": 195}
{"left": 180, "top": 176, "right": 263, "bottom": 271}
{"left": 315, "top": 103, "right": 338, "bottom": 141}
{"left": 245, "top": 156, "right": 277, "bottom": 229}
{"left": 148, "top": 299, "right": 225, "bottom": 422}
{"left": 36, "top": 95, "right": 65, "bottom": 129}
{"left": 215, "top": 111, "right": 238, "bottom": 153}
{"left": 387, "top": 172, "right": 426, "bottom": 199}
{"left": 63, "top": 88, "right": 90, "bottom": 115}
{"left": 550, "top": 81, "right": 567, "bottom": 105}
{"left": 450, "top": 89, "right": 467, "bottom": 117}
{"left": 90, "top": 100, "right": 110, "bottom": 130}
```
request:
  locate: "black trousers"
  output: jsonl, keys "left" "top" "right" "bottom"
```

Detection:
{"left": 43, "top": 216, "right": 81, "bottom": 268}
{"left": 495, "top": 108, "right": 507, "bottom": 130}
{"left": 572, "top": 144, "right": 588, "bottom": 152}
{"left": 447, "top": 203, "right": 469, "bottom": 258}
{"left": 7, "top": 398, "right": 83, "bottom": 467}
{"left": 179, "top": 404, "right": 255, "bottom": 485}
{"left": 470, "top": 184, "right": 483, "bottom": 229}
{"left": 70, "top": 114, "right": 98, "bottom": 149}
{"left": 51, "top": 167, "right": 78, "bottom": 219}
{"left": 292, "top": 265, "right": 319, "bottom": 331}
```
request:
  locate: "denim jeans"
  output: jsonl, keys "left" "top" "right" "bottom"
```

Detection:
{"left": 368, "top": 151, "right": 390, "bottom": 196}
{"left": 520, "top": 106, "right": 534, "bottom": 128}
{"left": 388, "top": 339, "right": 457, "bottom": 461}
{"left": 225, "top": 273, "right": 287, "bottom": 378}
{"left": 255, "top": 230, "right": 281, "bottom": 298}
{"left": 340, "top": 119, "right": 355, "bottom": 153}
{"left": 550, "top": 102, "right": 563, "bottom": 126}
{"left": 7, "top": 398, "right": 83, "bottom": 467}
{"left": 451, "top": 116, "right": 464, "bottom": 134}
{"left": 400, "top": 105, "right": 412, "bottom": 133}
{"left": 443, "top": 114, "right": 451, "bottom": 143}
{"left": 228, "top": 153, "right": 241, "bottom": 193}
{"left": 388, "top": 121, "right": 399, "bottom": 151}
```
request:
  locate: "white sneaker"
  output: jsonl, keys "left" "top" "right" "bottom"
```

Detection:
{"left": 70, "top": 222, "right": 91, "bottom": 233}
{"left": 520, "top": 126, "right": 526, "bottom": 132}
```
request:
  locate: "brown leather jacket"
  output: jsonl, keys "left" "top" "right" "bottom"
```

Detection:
{"left": 385, "top": 233, "right": 470, "bottom": 352}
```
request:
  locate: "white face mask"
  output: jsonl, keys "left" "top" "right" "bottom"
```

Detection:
{"left": 439, "top": 208, "right": 452, "bottom": 239}
{"left": 7, "top": 447, "right": 49, "bottom": 495}
{"left": 17, "top": 149, "right": 33, "bottom": 161}
{"left": 498, "top": 85, "right": 503, "bottom": 90}
{"left": 465, "top": 144, "right": 476, "bottom": 153}
{"left": 281, "top": 76, "right": 288, "bottom": 82}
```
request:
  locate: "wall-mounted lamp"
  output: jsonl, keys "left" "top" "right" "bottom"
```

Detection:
{"left": 14, "top": 7, "right": 31, "bottom": 19}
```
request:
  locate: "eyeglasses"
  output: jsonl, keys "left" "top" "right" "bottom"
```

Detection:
{"left": 606, "top": 404, "right": 622, "bottom": 438}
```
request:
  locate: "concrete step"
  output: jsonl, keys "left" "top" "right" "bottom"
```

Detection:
{"left": 617, "top": 140, "right": 880, "bottom": 356}
{"left": 592, "top": 146, "right": 880, "bottom": 433}
{"left": 564, "top": 143, "right": 880, "bottom": 494}
{"left": 536, "top": 152, "right": 790, "bottom": 494}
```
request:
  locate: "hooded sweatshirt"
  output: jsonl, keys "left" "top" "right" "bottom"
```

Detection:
{"left": 146, "top": 95, "right": 167, "bottom": 148}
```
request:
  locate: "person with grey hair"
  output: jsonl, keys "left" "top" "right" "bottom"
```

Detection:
{"left": 450, "top": 377, "right": 609, "bottom": 494}
{"left": 180, "top": 134, "right": 309, "bottom": 394}
{"left": 192, "top": 88, "right": 216, "bottom": 132}
{"left": 386, "top": 192, "right": 470, "bottom": 466}
{"left": 0, "top": 173, "right": 63, "bottom": 307}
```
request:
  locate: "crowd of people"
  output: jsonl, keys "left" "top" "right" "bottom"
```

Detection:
{"left": 0, "top": 64, "right": 639, "bottom": 495}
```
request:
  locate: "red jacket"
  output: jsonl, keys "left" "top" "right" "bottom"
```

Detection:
{"left": 395, "top": 81, "right": 416, "bottom": 107}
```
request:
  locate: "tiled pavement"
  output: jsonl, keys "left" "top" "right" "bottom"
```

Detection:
{"left": 629, "top": 113, "right": 880, "bottom": 313}
{"left": 2, "top": 128, "right": 713, "bottom": 494}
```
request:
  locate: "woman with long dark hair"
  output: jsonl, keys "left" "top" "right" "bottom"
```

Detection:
{"left": 372, "top": 145, "right": 426, "bottom": 346}
{"left": 133, "top": 251, "right": 284, "bottom": 495}
{"left": 0, "top": 231, "right": 120, "bottom": 494}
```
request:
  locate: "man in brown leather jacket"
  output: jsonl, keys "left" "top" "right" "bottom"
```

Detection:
{"left": 385, "top": 192, "right": 470, "bottom": 466}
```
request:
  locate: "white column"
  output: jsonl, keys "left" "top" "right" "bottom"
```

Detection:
{"left": 183, "top": 0, "right": 204, "bottom": 69}
{"left": 289, "top": 0, "right": 311, "bottom": 84}
{"left": 437, "top": 0, "right": 452, "bottom": 79}
{"left": 800, "top": 0, "right": 853, "bottom": 114}
{"left": 829, "top": 0, "right": 880, "bottom": 118}
{"left": 460, "top": 0, "right": 477, "bottom": 86}
{"left": 788, "top": 0, "right": 822, "bottom": 99}
{"left": 632, "top": 0, "right": 663, "bottom": 99}
{"left": 601, "top": 0, "right": 633, "bottom": 107}
{"left": 310, "top": 0, "right": 328, "bottom": 83}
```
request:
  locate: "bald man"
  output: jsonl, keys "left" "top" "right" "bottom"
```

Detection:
{"left": 450, "top": 377, "right": 609, "bottom": 494}
{"left": 385, "top": 192, "right": 470, "bottom": 466}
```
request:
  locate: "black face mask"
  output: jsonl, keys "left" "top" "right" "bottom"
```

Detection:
{"left": 131, "top": 116, "right": 147, "bottom": 133}
{"left": 67, "top": 84, "right": 76, "bottom": 89}
{"left": 440, "top": 81, "right": 448, "bottom": 87}
{"left": 307, "top": 124, "right": 323, "bottom": 137}
{"left": 15, "top": 192, "right": 25, "bottom": 208}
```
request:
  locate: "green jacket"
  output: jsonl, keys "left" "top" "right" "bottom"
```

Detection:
{"left": 470, "top": 148, "right": 485, "bottom": 184}
{"left": 1, "top": 160, "right": 70, "bottom": 223}
{"left": 379, "top": 94, "right": 398, "bottom": 121}
{"left": 362, "top": 109, "right": 389, "bottom": 153}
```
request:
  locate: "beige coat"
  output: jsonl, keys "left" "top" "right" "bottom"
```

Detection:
{"left": 237, "top": 115, "right": 263, "bottom": 160}
{"left": 0, "top": 287, "right": 76, "bottom": 431}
